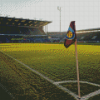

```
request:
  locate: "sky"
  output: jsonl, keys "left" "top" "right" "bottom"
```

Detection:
{"left": 0, "top": 0, "right": 100, "bottom": 32}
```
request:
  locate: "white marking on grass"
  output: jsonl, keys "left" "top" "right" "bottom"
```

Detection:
{"left": 54, "top": 80, "right": 100, "bottom": 100}
{"left": 80, "top": 89, "right": 100, "bottom": 100}
{"left": 0, "top": 82, "right": 15, "bottom": 99}
{"left": 55, "top": 84, "right": 78, "bottom": 100}
{"left": 1, "top": 51, "right": 100, "bottom": 100}
{"left": 54, "top": 80, "right": 100, "bottom": 87}
{"left": 54, "top": 80, "right": 77, "bottom": 85}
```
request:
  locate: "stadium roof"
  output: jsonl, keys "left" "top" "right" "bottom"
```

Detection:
{"left": 0, "top": 16, "right": 51, "bottom": 28}
{"left": 77, "top": 28, "right": 100, "bottom": 33}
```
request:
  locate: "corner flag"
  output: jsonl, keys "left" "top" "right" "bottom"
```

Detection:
{"left": 64, "top": 21, "right": 81, "bottom": 99}
{"left": 64, "top": 21, "right": 76, "bottom": 48}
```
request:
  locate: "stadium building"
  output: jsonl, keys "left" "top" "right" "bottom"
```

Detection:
{"left": 48, "top": 28, "right": 100, "bottom": 43}
{"left": 0, "top": 16, "right": 51, "bottom": 43}
{"left": 76, "top": 28, "right": 100, "bottom": 43}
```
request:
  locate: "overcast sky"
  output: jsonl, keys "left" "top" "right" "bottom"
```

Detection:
{"left": 0, "top": 0, "right": 100, "bottom": 32}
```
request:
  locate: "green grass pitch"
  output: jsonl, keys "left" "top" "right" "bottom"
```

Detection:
{"left": 0, "top": 43, "right": 100, "bottom": 83}
{"left": 0, "top": 43, "right": 100, "bottom": 99}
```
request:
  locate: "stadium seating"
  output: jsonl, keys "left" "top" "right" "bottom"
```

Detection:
{"left": 77, "top": 32, "right": 100, "bottom": 42}
{"left": 48, "top": 31, "right": 100, "bottom": 43}
{"left": 0, "top": 26, "right": 50, "bottom": 43}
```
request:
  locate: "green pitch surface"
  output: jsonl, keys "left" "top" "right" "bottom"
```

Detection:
{"left": 0, "top": 43, "right": 100, "bottom": 83}
{"left": 0, "top": 51, "right": 75, "bottom": 100}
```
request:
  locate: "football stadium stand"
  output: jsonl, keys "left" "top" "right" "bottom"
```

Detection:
{"left": 0, "top": 17, "right": 51, "bottom": 43}
{"left": 77, "top": 29, "right": 100, "bottom": 43}
{"left": 48, "top": 28, "right": 100, "bottom": 43}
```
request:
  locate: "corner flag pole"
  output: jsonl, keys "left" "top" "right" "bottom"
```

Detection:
{"left": 75, "top": 39, "right": 81, "bottom": 99}
{"left": 64, "top": 21, "right": 81, "bottom": 99}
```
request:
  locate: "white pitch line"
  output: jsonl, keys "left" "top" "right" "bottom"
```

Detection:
{"left": 54, "top": 80, "right": 100, "bottom": 100}
{"left": 81, "top": 89, "right": 100, "bottom": 100}
{"left": 80, "top": 81, "right": 100, "bottom": 87}
{"left": 54, "top": 80, "right": 100, "bottom": 87}
{"left": 55, "top": 84, "right": 78, "bottom": 100}
{"left": 53, "top": 80, "right": 77, "bottom": 85}
{"left": 0, "top": 82, "right": 15, "bottom": 99}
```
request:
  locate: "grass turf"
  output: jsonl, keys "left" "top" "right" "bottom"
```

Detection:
{"left": 61, "top": 83, "right": 100, "bottom": 96}
{"left": 0, "top": 52, "right": 75, "bottom": 100}
{"left": 88, "top": 94, "right": 100, "bottom": 100}
{"left": 0, "top": 43, "right": 100, "bottom": 82}
{"left": 0, "top": 43, "right": 100, "bottom": 99}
